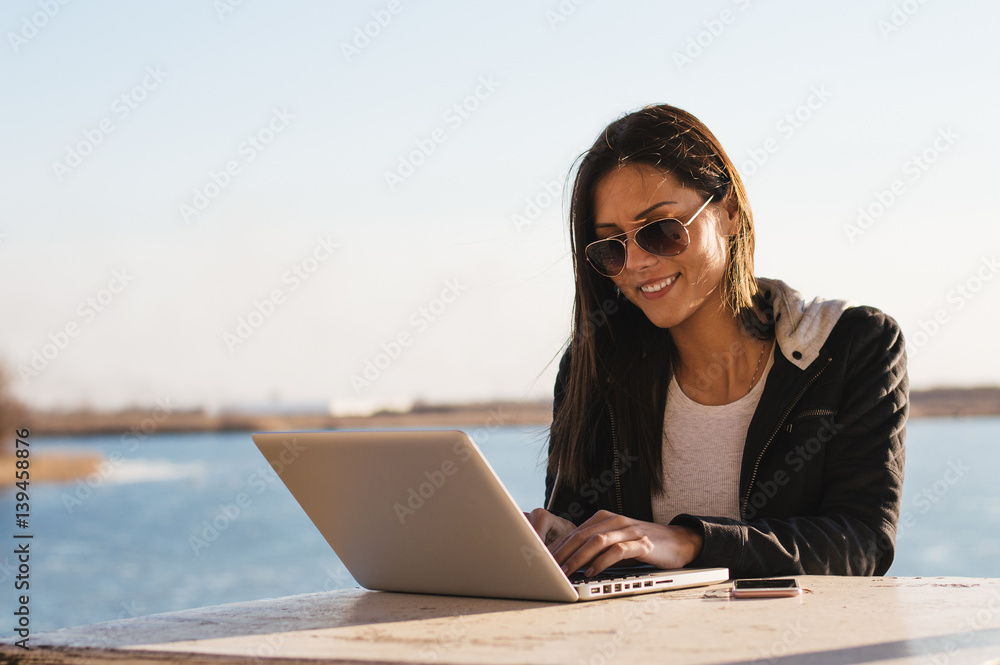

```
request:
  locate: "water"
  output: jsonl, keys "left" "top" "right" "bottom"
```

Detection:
{"left": 1, "top": 418, "right": 997, "bottom": 634}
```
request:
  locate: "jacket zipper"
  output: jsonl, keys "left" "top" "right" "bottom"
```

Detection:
{"left": 741, "top": 356, "right": 833, "bottom": 519}
{"left": 784, "top": 408, "right": 837, "bottom": 433}
{"left": 607, "top": 400, "right": 624, "bottom": 514}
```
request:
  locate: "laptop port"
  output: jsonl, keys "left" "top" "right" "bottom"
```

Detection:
{"left": 644, "top": 581, "right": 653, "bottom": 587}
{"left": 603, "top": 584, "right": 612, "bottom": 594}
{"left": 614, "top": 583, "right": 622, "bottom": 592}
{"left": 591, "top": 586, "right": 601, "bottom": 593}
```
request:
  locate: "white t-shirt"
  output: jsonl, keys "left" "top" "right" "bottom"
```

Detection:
{"left": 651, "top": 343, "right": 776, "bottom": 523}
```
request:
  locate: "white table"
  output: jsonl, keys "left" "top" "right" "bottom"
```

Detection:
{"left": 4, "top": 576, "right": 1000, "bottom": 664}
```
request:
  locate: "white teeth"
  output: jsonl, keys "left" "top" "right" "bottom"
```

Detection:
{"left": 640, "top": 275, "right": 677, "bottom": 293}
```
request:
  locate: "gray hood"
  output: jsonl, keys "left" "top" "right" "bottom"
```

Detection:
{"left": 757, "top": 277, "right": 854, "bottom": 371}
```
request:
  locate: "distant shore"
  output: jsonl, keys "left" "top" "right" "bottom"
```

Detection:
{"left": 13, "top": 388, "right": 1000, "bottom": 438}
{"left": 2, "top": 390, "right": 996, "bottom": 487}
{"left": 18, "top": 400, "right": 553, "bottom": 438}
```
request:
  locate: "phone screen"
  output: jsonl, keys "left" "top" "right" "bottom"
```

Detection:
{"left": 734, "top": 579, "right": 799, "bottom": 589}
{"left": 732, "top": 578, "right": 802, "bottom": 598}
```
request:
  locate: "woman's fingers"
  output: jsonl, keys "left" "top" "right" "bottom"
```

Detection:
{"left": 553, "top": 516, "right": 648, "bottom": 574}
{"left": 558, "top": 528, "right": 648, "bottom": 576}
{"left": 552, "top": 515, "right": 699, "bottom": 576}
{"left": 549, "top": 509, "right": 619, "bottom": 555}
{"left": 532, "top": 510, "right": 704, "bottom": 576}
{"left": 579, "top": 537, "right": 653, "bottom": 577}
{"left": 525, "top": 508, "right": 576, "bottom": 549}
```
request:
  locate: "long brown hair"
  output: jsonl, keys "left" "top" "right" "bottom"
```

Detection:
{"left": 549, "top": 104, "right": 767, "bottom": 496}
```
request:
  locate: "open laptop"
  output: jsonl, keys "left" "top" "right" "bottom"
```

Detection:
{"left": 252, "top": 429, "right": 729, "bottom": 602}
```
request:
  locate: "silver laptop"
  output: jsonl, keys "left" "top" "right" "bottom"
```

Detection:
{"left": 252, "top": 429, "right": 729, "bottom": 602}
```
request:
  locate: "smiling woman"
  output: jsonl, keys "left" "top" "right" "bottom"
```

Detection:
{"left": 525, "top": 104, "right": 909, "bottom": 579}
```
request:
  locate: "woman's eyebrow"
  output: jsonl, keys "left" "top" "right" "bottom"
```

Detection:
{"left": 634, "top": 201, "right": 677, "bottom": 221}
{"left": 594, "top": 201, "right": 680, "bottom": 230}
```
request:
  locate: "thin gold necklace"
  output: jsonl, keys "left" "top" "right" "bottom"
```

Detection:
{"left": 747, "top": 340, "right": 768, "bottom": 395}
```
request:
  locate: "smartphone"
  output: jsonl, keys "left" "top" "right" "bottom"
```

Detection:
{"left": 732, "top": 578, "right": 802, "bottom": 598}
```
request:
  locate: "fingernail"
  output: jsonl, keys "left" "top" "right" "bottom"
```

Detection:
{"left": 585, "top": 567, "right": 595, "bottom": 577}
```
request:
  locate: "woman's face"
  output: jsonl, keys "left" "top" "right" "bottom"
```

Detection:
{"left": 591, "top": 163, "right": 735, "bottom": 330}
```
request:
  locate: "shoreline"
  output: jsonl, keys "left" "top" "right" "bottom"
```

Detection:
{"left": 10, "top": 388, "right": 1000, "bottom": 439}
{"left": 2, "top": 390, "right": 996, "bottom": 487}
{"left": 18, "top": 400, "right": 555, "bottom": 438}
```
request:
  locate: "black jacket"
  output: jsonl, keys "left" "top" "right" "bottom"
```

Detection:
{"left": 544, "top": 286, "right": 907, "bottom": 577}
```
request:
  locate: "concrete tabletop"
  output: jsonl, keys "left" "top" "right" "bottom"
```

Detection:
{"left": 3, "top": 576, "right": 1000, "bottom": 664}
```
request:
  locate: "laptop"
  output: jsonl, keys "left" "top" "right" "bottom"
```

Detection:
{"left": 252, "top": 429, "right": 729, "bottom": 602}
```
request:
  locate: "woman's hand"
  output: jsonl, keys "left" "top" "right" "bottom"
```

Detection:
{"left": 548, "top": 510, "right": 703, "bottom": 576}
{"left": 524, "top": 508, "right": 577, "bottom": 550}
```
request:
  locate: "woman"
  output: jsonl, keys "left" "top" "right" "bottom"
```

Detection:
{"left": 527, "top": 104, "right": 907, "bottom": 579}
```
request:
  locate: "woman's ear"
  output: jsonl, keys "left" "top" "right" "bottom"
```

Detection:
{"left": 721, "top": 195, "right": 740, "bottom": 236}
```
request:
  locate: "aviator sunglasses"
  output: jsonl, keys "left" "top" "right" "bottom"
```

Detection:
{"left": 584, "top": 195, "right": 715, "bottom": 277}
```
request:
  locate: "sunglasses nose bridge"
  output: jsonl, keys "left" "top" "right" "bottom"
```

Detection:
{"left": 622, "top": 231, "right": 662, "bottom": 271}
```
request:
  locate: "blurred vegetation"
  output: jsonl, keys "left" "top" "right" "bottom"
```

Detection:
{"left": 0, "top": 364, "right": 27, "bottom": 452}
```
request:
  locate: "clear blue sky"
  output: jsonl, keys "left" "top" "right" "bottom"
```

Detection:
{"left": 2, "top": 0, "right": 998, "bottom": 411}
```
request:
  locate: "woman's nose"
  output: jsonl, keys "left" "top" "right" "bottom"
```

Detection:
{"left": 622, "top": 235, "right": 658, "bottom": 272}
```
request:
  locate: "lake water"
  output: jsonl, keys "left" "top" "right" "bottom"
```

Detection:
{"left": 2, "top": 418, "right": 998, "bottom": 634}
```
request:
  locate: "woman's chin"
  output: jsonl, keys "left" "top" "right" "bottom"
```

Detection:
{"left": 632, "top": 302, "right": 684, "bottom": 329}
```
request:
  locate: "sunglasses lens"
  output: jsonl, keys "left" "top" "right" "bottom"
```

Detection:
{"left": 636, "top": 220, "right": 687, "bottom": 256}
{"left": 586, "top": 240, "right": 625, "bottom": 277}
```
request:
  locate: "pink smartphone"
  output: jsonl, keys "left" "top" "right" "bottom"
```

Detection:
{"left": 732, "top": 578, "right": 802, "bottom": 598}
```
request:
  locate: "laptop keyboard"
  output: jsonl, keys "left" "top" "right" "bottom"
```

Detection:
{"left": 567, "top": 566, "right": 663, "bottom": 584}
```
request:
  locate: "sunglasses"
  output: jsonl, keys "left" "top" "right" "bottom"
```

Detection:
{"left": 584, "top": 195, "right": 715, "bottom": 277}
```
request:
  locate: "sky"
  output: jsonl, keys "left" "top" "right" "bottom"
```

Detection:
{"left": 1, "top": 0, "right": 998, "bottom": 413}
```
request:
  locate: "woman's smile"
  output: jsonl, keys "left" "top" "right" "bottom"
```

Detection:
{"left": 637, "top": 273, "right": 679, "bottom": 298}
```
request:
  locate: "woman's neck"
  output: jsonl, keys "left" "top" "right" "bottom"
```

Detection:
{"left": 669, "top": 297, "right": 771, "bottom": 406}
